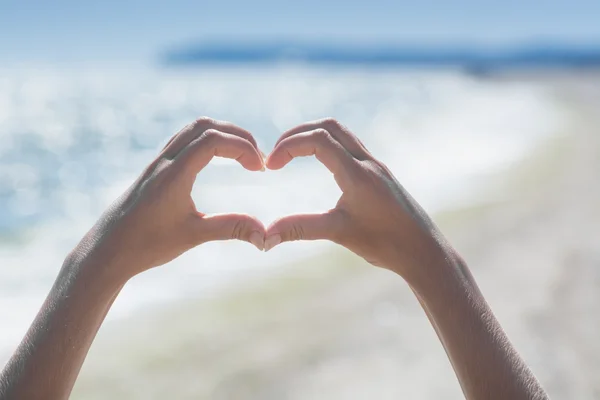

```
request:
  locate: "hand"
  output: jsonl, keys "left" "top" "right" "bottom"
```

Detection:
{"left": 68, "top": 117, "right": 266, "bottom": 283}
{"left": 264, "top": 118, "right": 453, "bottom": 281}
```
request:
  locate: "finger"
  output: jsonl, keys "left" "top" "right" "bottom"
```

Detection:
{"left": 264, "top": 210, "right": 345, "bottom": 251}
{"left": 194, "top": 213, "right": 266, "bottom": 250}
{"left": 162, "top": 117, "right": 261, "bottom": 161}
{"left": 266, "top": 128, "right": 357, "bottom": 189}
{"left": 174, "top": 129, "right": 264, "bottom": 178}
{"left": 161, "top": 132, "right": 179, "bottom": 151}
{"left": 276, "top": 118, "right": 372, "bottom": 160}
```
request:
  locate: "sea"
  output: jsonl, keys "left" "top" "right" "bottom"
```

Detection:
{"left": 0, "top": 65, "right": 563, "bottom": 361}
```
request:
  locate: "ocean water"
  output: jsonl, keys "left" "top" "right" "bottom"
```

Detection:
{"left": 0, "top": 66, "right": 561, "bottom": 359}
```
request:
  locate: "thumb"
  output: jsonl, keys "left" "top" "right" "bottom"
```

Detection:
{"left": 264, "top": 210, "right": 344, "bottom": 252}
{"left": 197, "top": 213, "right": 266, "bottom": 251}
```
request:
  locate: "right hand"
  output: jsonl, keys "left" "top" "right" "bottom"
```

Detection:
{"left": 264, "top": 118, "right": 455, "bottom": 282}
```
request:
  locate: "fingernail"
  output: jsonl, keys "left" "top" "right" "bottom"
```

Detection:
{"left": 249, "top": 231, "right": 265, "bottom": 251}
{"left": 264, "top": 234, "right": 281, "bottom": 252}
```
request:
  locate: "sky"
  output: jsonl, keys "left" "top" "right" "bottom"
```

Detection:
{"left": 1, "top": 0, "right": 600, "bottom": 65}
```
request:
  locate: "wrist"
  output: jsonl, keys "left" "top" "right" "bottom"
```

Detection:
{"left": 62, "top": 247, "right": 129, "bottom": 297}
{"left": 385, "top": 240, "right": 471, "bottom": 295}
{"left": 404, "top": 245, "right": 481, "bottom": 306}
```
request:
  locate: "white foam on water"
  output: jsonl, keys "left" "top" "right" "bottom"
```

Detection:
{"left": 0, "top": 66, "right": 563, "bottom": 358}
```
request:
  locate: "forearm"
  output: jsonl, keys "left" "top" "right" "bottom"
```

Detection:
{"left": 405, "top": 248, "right": 548, "bottom": 400}
{"left": 0, "top": 254, "right": 124, "bottom": 400}
{"left": 0, "top": 117, "right": 265, "bottom": 399}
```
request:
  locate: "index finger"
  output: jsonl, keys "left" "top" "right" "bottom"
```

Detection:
{"left": 162, "top": 117, "right": 261, "bottom": 160}
{"left": 173, "top": 129, "right": 264, "bottom": 180}
{"left": 266, "top": 128, "right": 358, "bottom": 190}
{"left": 276, "top": 118, "right": 372, "bottom": 160}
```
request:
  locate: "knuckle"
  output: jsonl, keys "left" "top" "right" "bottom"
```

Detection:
{"left": 199, "top": 129, "right": 221, "bottom": 145}
{"left": 288, "top": 223, "right": 304, "bottom": 241}
{"left": 230, "top": 215, "right": 253, "bottom": 240}
{"left": 312, "top": 128, "right": 332, "bottom": 143}
{"left": 321, "top": 117, "right": 342, "bottom": 131}
{"left": 142, "top": 157, "right": 171, "bottom": 180}
{"left": 194, "top": 116, "right": 214, "bottom": 128}
{"left": 363, "top": 159, "right": 392, "bottom": 178}
{"left": 231, "top": 219, "right": 245, "bottom": 240}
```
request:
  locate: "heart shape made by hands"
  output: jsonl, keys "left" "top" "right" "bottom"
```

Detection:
{"left": 182, "top": 117, "right": 361, "bottom": 253}
{"left": 172, "top": 116, "right": 404, "bottom": 272}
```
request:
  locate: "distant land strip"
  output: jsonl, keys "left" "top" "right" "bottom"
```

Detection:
{"left": 160, "top": 41, "right": 600, "bottom": 71}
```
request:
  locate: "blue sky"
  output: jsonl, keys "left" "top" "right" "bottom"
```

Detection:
{"left": 1, "top": 0, "right": 600, "bottom": 64}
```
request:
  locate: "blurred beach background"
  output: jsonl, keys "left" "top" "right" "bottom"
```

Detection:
{"left": 1, "top": 1, "right": 600, "bottom": 398}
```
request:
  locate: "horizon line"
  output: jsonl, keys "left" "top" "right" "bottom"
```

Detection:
{"left": 161, "top": 40, "right": 600, "bottom": 69}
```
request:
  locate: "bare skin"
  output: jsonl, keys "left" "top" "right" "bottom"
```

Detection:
{"left": 0, "top": 118, "right": 267, "bottom": 399}
{"left": 0, "top": 117, "right": 548, "bottom": 399}
{"left": 264, "top": 118, "right": 549, "bottom": 400}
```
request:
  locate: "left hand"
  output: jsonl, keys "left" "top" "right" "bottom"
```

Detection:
{"left": 67, "top": 117, "right": 266, "bottom": 283}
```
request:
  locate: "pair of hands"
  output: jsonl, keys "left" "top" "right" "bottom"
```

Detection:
{"left": 74, "top": 117, "right": 450, "bottom": 286}
{"left": 3, "top": 117, "right": 548, "bottom": 400}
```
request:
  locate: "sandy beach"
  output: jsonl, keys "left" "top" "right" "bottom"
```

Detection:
{"left": 67, "top": 74, "right": 600, "bottom": 399}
